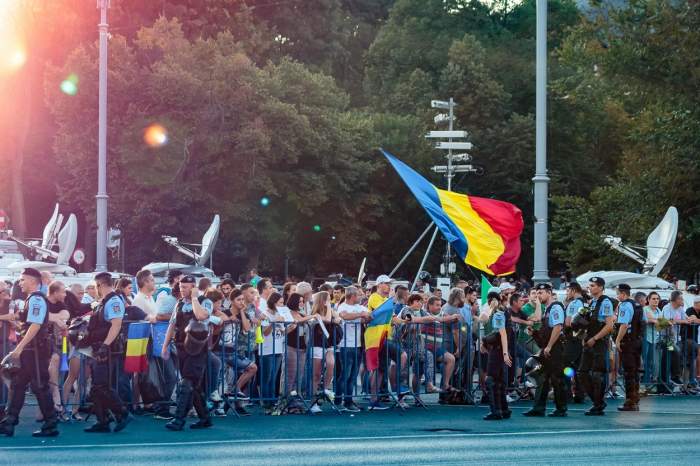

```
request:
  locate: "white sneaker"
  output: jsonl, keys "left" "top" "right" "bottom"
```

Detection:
{"left": 290, "top": 390, "right": 298, "bottom": 397}
{"left": 310, "top": 404, "right": 322, "bottom": 414}
{"left": 210, "top": 391, "right": 223, "bottom": 403}
{"left": 324, "top": 389, "right": 335, "bottom": 401}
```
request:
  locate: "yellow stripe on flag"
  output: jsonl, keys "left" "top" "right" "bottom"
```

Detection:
{"left": 436, "top": 189, "right": 505, "bottom": 274}
{"left": 125, "top": 338, "right": 149, "bottom": 357}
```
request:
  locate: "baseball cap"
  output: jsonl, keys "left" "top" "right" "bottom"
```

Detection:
{"left": 180, "top": 275, "right": 196, "bottom": 284}
{"left": 376, "top": 275, "right": 393, "bottom": 285}
{"left": 589, "top": 276, "right": 605, "bottom": 287}
{"left": 499, "top": 282, "right": 515, "bottom": 293}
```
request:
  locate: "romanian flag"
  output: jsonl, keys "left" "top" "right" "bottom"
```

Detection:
{"left": 382, "top": 149, "right": 523, "bottom": 276}
{"left": 124, "top": 322, "right": 150, "bottom": 373}
{"left": 364, "top": 298, "right": 394, "bottom": 371}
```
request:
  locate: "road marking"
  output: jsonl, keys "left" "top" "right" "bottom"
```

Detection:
{"left": 1, "top": 426, "right": 699, "bottom": 451}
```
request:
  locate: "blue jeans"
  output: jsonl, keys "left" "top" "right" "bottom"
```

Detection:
{"left": 207, "top": 351, "right": 222, "bottom": 395}
{"left": 260, "top": 354, "right": 282, "bottom": 405}
{"left": 336, "top": 348, "right": 361, "bottom": 403}
{"left": 643, "top": 340, "right": 658, "bottom": 383}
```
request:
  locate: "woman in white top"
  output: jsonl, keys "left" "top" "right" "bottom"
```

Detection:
{"left": 259, "top": 292, "right": 294, "bottom": 410}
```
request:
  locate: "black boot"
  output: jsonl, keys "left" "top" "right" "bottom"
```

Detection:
{"left": 190, "top": 418, "right": 213, "bottom": 429}
{"left": 32, "top": 416, "right": 59, "bottom": 437}
{"left": 484, "top": 377, "right": 501, "bottom": 419}
{"left": 0, "top": 416, "right": 17, "bottom": 437}
{"left": 165, "top": 418, "right": 186, "bottom": 431}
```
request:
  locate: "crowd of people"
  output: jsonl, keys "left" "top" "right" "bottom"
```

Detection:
{"left": 0, "top": 266, "right": 699, "bottom": 436}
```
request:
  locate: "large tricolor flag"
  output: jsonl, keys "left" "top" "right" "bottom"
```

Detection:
{"left": 124, "top": 322, "right": 150, "bottom": 373}
{"left": 382, "top": 149, "right": 524, "bottom": 276}
{"left": 364, "top": 297, "right": 394, "bottom": 371}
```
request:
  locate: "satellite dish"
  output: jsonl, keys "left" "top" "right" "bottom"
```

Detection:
{"left": 357, "top": 257, "right": 367, "bottom": 284}
{"left": 56, "top": 214, "right": 78, "bottom": 265}
{"left": 197, "top": 215, "right": 220, "bottom": 266}
{"left": 41, "top": 204, "right": 63, "bottom": 251}
{"left": 645, "top": 206, "right": 678, "bottom": 276}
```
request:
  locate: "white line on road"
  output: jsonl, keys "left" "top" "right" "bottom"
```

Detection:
{"left": 1, "top": 426, "right": 699, "bottom": 451}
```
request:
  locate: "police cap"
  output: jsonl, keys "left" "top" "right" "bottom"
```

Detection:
{"left": 21, "top": 267, "right": 42, "bottom": 280}
{"left": 535, "top": 283, "right": 552, "bottom": 291}
{"left": 180, "top": 275, "right": 196, "bottom": 284}
{"left": 589, "top": 276, "right": 606, "bottom": 287}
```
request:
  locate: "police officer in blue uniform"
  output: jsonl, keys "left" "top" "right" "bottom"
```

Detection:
{"left": 482, "top": 291, "right": 513, "bottom": 420}
{"left": 84, "top": 272, "right": 132, "bottom": 433}
{"left": 524, "top": 283, "right": 568, "bottom": 417}
{"left": 579, "top": 276, "right": 615, "bottom": 416}
{"left": 0, "top": 268, "right": 58, "bottom": 437}
{"left": 161, "top": 275, "right": 218, "bottom": 430}
{"left": 614, "top": 284, "right": 642, "bottom": 411}
{"left": 563, "top": 282, "right": 585, "bottom": 403}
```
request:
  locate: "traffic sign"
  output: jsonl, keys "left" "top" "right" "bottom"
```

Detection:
{"left": 431, "top": 165, "right": 477, "bottom": 174}
{"left": 434, "top": 142, "right": 473, "bottom": 150}
{"left": 425, "top": 131, "right": 468, "bottom": 139}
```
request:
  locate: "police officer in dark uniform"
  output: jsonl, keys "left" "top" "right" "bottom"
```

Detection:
{"left": 0, "top": 268, "right": 58, "bottom": 437}
{"left": 161, "top": 275, "right": 217, "bottom": 430}
{"left": 482, "top": 291, "right": 513, "bottom": 420}
{"left": 523, "top": 283, "right": 567, "bottom": 417}
{"left": 614, "top": 284, "right": 642, "bottom": 411}
{"left": 84, "top": 272, "right": 132, "bottom": 433}
{"left": 563, "top": 282, "right": 585, "bottom": 403}
{"left": 578, "top": 276, "right": 615, "bottom": 416}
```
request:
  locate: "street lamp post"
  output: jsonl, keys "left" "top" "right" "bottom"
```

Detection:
{"left": 95, "top": 0, "right": 110, "bottom": 272}
{"left": 532, "top": 0, "right": 550, "bottom": 284}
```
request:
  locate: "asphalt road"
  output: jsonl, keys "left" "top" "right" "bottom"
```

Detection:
{"left": 1, "top": 396, "right": 699, "bottom": 465}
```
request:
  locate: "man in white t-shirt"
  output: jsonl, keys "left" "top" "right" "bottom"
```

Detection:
{"left": 256, "top": 278, "right": 275, "bottom": 314}
{"left": 336, "top": 287, "right": 369, "bottom": 412}
{"left": 132, "top": 269, "right": 158, "bottom": 318}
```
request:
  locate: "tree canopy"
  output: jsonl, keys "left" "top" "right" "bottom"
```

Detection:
{"left": 2, "top": 0, "right": 696, "bottom": 281}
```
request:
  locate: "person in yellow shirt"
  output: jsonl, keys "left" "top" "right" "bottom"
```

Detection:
{"left": 368, "top": 275, "right": 392, "bottom": 312}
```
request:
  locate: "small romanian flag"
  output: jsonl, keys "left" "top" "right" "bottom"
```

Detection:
{"left": 382, "top": 149, "right": 524, "bottom": 276}
{"left": 364, "top": 298, "right": 394, "bottom": 371}
{"left": 124, "top": 322, "right": 150, "bottom": 373}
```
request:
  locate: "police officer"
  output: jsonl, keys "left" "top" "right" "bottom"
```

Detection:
{"left": 579, "top": 276, "right": 615, "bottom": 416}
{"left": 523, "top": 283, "right": 567, "bottom": 417}
{"left": 0, "top": 268, "right": 58, "bottom": 437}
{"left": 563, "top": 282, "right": 585, "bottom": 403}
{"left": 84, "top": 272, "right": 132, "bottom": 433}
{"left": 614, "top": 284, "right": 642, "bottom": 411}
{"left": 482, "top": 291, "right": 513, "bottom": 420}
{"left": 161, "top": 275, "right": 218, "bottom": 430}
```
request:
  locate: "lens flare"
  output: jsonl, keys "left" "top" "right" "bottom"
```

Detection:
{"left": 260, "top": 197, "right": 270, "bottom": 207}
{"left": 60, "top": 73, "right": 79, "bottom": 96}
{"left": 8, "top": 49, "right": 25, "bottom": 69}
{"left": 144, "top": 124, "right": 168, "bottom": 147}
{"left": 563, "top": 367, "right": 575, "bottom": 378}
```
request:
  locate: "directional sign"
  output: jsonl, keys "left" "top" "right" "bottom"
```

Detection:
{"left": 434, "top": 141, "right": 473, "bottom": 150}
{"left": 425, "top": 131, "right": 468, "bottom": 139}
{"left": 431, "top": 165, "right": 477, "bottom": 173}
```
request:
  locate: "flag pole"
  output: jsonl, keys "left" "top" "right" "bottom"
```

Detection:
{"left": 410, "top": 227, "right": 439, "bottom": 291}
{"left": 388, "top": 222, "right": 435, "bottom": 278}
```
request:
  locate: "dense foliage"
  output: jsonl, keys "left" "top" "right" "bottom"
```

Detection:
{"left": 3, "top": 0, "right": 698, "bottom": 281}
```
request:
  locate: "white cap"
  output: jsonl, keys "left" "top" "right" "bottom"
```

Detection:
{"left": 499, "top": 282, "right": 516, "bottom": 292}
{"left": 376, "top": 275, "right": 393, "bottom": 285}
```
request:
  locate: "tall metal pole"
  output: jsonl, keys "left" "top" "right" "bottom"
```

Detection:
{"left": 444, "top": 98, "right": 454, "bottom": 277}
{"left": 95, "top": 0, "right": 110, "bottom": 272}
{"left": 532, "top": 0, "right": 549, "bottom": 283}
